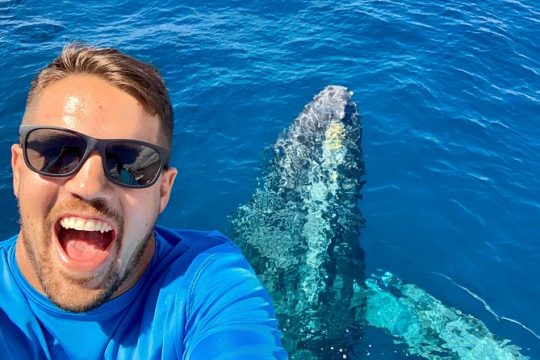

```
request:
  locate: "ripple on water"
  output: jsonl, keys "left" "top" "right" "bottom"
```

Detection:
{"left": 13, "top": 19, "right": 64, "bottom": 43}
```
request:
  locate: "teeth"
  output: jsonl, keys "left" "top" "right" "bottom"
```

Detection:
{"left": 60, "top": 217, "right": 113, "bottom": 233}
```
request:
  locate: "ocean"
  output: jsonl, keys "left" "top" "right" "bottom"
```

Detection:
{"left": 0, "top": 0, "right": 538, "bottom": 358}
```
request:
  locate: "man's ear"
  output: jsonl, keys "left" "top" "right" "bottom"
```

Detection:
{"left": 159, "top": 167, "right": 178, "bottom": 213}
{"left": 11, "top": 144, "right": 23, "bottom": 199}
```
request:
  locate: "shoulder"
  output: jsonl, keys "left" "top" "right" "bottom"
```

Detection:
{"left": 153, "top": 225, "right": 252, "bottom": 287}
{"left": 155, "top": 225, "right": 234, "bottom": 250}
{"left": 153, "top": 225, "right": 241, "bottom": 271}
{"left": 0, "top": 235, "right": 17, "bottom": 251}
{"left": 0, "top": 236, "right": 17, "bottom": 271}
{"left": 151, "top": 225, "right": 255, "bottom": 297}
{"left": 0, "top": 235, "right": 19, "bottom": 287}
{"left": 153, "top": 224, "right": 277, "bottom": 321}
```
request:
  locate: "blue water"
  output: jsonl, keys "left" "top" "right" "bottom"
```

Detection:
{"left": 1, "top": 0, "right": 539, "bottom": 358}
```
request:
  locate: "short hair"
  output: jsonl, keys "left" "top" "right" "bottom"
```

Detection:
{"left": 26, "top": 43, "right": 173, "bottom": 148}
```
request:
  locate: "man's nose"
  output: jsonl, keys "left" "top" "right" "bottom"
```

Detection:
{"left": 63, "top": 152, "right": 113, "bottom": 201}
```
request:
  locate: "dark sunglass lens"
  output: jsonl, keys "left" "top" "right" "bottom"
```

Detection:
{"left": 105, "top": 143, "right": 162, "bottom": 187}
{"left": 26, "top": 129, "right": 86, "bottom": 175}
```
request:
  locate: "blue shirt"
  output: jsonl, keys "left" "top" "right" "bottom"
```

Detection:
{"left": 0, "top": 226, "right": 287, "bottom": 359}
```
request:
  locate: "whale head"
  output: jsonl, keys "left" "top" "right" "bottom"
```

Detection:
{"left": 272, "top": 85, "right": 361, "bottom": 191}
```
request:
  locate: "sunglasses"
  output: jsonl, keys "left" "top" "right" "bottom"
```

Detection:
{"left": 19, "top": 125, "right": 170, "bottom": 188}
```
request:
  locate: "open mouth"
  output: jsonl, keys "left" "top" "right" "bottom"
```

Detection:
{"left": 55, "top": 217, "right": 116, "bottom": 264}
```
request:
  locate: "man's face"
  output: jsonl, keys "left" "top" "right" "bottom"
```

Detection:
{"left": 11, "top": 74, "right": 177, "bottom": 312}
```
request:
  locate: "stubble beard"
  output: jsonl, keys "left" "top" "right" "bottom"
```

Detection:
{"left": 19, "top": 198, "right": 153, "bottom": 313}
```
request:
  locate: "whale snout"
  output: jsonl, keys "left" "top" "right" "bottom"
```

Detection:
{"left": 296, "top": 85, "right": 357, "bottom": 132}
{"left": 316, "top": 85, "right": 352, "bottom": 102}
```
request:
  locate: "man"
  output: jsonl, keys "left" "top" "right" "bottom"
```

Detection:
{"left": 0, "top": 43, "right": 286, "bottom": 359}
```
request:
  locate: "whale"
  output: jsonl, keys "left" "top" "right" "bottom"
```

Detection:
{"left": 231, "top": 85, "right": 366, "bottom": 359}
{"left": 229, "top": 85, "right": 528, "bottom": 359}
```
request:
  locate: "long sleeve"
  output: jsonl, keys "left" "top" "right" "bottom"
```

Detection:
{"left": 183, "top": 247, "right": 287, "bottom": 360}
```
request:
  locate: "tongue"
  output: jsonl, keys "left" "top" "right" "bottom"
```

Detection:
{"left": 61, "top": 229, "right": 112, "bottom": 262}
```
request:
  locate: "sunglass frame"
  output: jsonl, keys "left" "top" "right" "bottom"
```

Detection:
{"left": 18, "top": 125, "right": 170, "bottom": 188}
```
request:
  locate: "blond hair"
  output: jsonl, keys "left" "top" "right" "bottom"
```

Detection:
{"left": 26, "top": 43, "right": 173, "bottom": 147}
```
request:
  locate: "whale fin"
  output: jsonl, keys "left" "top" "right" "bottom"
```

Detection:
{"left": 365, "top": 271, "right": 529, "bottom": 359}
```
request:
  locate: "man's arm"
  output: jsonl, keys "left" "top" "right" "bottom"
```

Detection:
{"left": 182, "top": 245, "right": 287, "bottom": 360}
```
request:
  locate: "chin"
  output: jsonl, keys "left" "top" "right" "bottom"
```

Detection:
{"left": 44, "top": 270, "right": 125, "bottom": 313}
